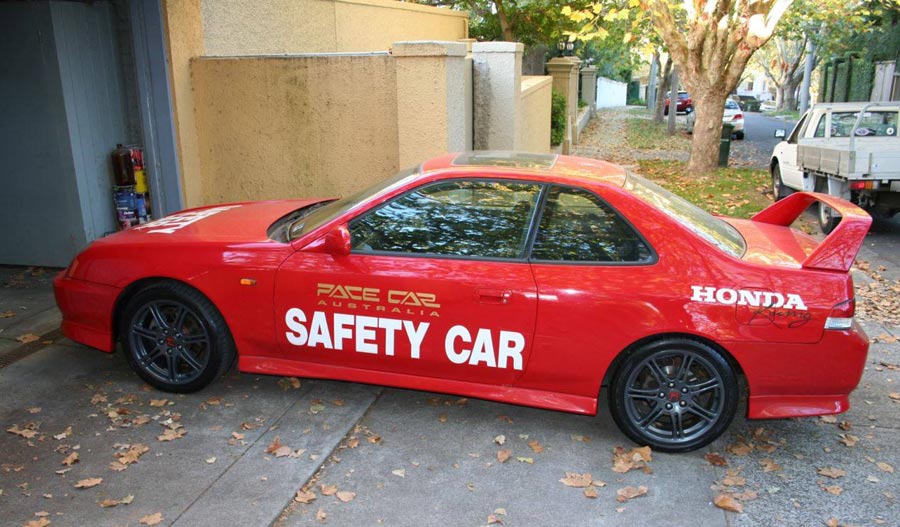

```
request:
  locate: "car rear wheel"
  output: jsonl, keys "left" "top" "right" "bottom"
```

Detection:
{"left": 609, "top": 338, "right": 738, "bottom": 453}
{"left": 815, "top": 178, "right": 841, "bottom": 234}
{"left": 735, "top": 131, "right": 744, "bottom": 140}
{"left": 121, "top": 282, "right": 235, "bottom": 393}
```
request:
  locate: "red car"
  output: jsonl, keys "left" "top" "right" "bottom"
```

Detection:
{"left": 55, "top": 152, "right": 871, "bottom": 452}
{"left": 664, "top": 90, "right": 692, "bottom": 114}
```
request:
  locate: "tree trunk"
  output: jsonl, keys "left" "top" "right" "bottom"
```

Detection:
{"left": 667, "top": 69, "right": 678, "bottom": 135}
{"left": 783, "top": 78, "right": 800, "bottom": 111}
{"left": 687, "top": 91, "right": 728, "bottom": 173}
{"left": 654, "top": 57, "right": 672, "bottom": 122}
{"left": 775, "top": 87, "right": 784, "bottom": 110}
{"left": 494, "top": 0, "right": 515, "bottom": 42}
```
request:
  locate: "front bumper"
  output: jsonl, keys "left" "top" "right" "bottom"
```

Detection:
{"left": 54, "top": 272, "right": 120, "bottom": 352}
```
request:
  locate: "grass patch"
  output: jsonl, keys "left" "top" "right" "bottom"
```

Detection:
{"left": 625, "top": 118, "right": 690, "bottom": 152}
{"left": 634, "top": 159, "right": 772, "bottom": 219}
{"left": 763, "top": 109, "right": 800, "bottom": 120}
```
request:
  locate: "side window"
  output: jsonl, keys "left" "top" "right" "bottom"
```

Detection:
{"left": 349, "top": 180, "right": 541, "bottom": 259}
{"left": 813, "top": 114, "right": 827, "bottom": 138}
{"left": 531, "top": 186, "right": 652, "bottom": 263}
{"left": 789, "top": 113, "right": 810, "bottom": 143}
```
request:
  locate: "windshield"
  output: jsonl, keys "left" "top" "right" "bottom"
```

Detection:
{"left": 288, "top": 167, "right": 419, "bottom": 240}
{"left": 623, "top": 172, "right": 746, "bottom": 258}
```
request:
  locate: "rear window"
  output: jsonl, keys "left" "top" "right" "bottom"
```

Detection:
{"left": 623, "top": 173, "right": 746, "bottom": 258}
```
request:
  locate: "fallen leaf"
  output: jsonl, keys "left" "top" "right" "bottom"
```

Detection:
{"left": 713, "top": 493, "right": 744, "bottom": 513}
{"left": 516, "top": 456, "right": 534, "bottom": 464}
{"left": 16, "top": 333, "right": 40, "bottom": 344}
{"left": 583, "top": 487, "right": 598, "bottom": 499}
{"left": 0, "top": 310, "right": 15, "bottom": 318}
{"left": 876, "top": 462, "right": 894, "bottom": 473}
{"left": 316, "top": 509, "right": 326, "bottom": 522}
{"left": 705, "top": 453, "right": 728, "bottom": 466}
{"left": 487, "top": 513, "right": 503, "bottom": 524}
{"left": 116, "top": 444, "right": 149, "bottom": 465}
{"left": 336, "top": 491, "right": 355, "bottom": 503}
{"left": 157, "top": 427, "right": 186, "bottom": 441}
{"left": 347, "top": 438, "right": 359, "bottom": 449}
{"left": 62, "top": 453, "right": 79, "bottom": 466}
{"left": 206, "top": 457, "right": 216, "bottom": 464}
{"left": 140, "top": 512, "right": 163, "bottom": 526}
{"left": 528, "top": 440, "right": 544, "bottom": 453}
{"left": 759, "top": 459, "right": 782, "bottom": 472}
{"left": 616, "top": 485, "right": 648, "bottom": 502}
{"left": 438, "top": 413, "right": 447, "bottom": 423}
{"left": 890, "top": 393, "right": 900, "bottom": 401}
{"left": 295, "top": 490, "right": 316, "bottom": 503}
{"left": 819, "top": 415, "right": 838, "bottom": 424}
{"left": 24, "top": 519, "right": 50, "bottom": 527}
{"left": 53, "top": 426, "right": 72, "bottom": 441}
{"left": 320, "top": 484, "right": 338, "bottom": 496}
{"left": 231, "top": 432, "right": 245, "bottom": 440}
{"left": 392, "top": 469, "right": 406, "bottom": 478}
{"left": 98, "top": 495, "right": 134, "bottom": 508}
{"left": 733, "top": 490, "right": 758, "bottom": 501}
{"left": 822, "top": 485, "right": 843, "bottom": 496}
{"left": 494, "top": 435, "right": 506, "bottom": 445}
{"left": 497, "top": 449, "right": 511, "bottom": 463}
{"left": 727, "top": 441, "right": 753, "bottom": 456}
{"left": 839, "top": 434, "right": 859, "bottom": 447}
{"left": 149, "top": 399, "right": 168, "bottom": 407}
{"left": 7, "top": 424, "right": 38, "bottom": 439}
{"left": 722, "top": 473, "right": 746, "bottom": 487}
{"left": 265, "top": 436, "right": 292, "bottom": 458}
{"left": 560, "top": 472, "right": 593, "bottom": 488}
{"left": 90, "top": 393, "right": 107, "bottom": 405}
{"left": 817, "top": 467, "right": 847, "bottom": 479}
{"left": 74, "top": 477, "right": 102, "bottom": 489}
{"left": 206, "top": 396, "right": 222, "bottom": 405}
{"left": 27, "top": 407, "right": 41, "bottom": 414}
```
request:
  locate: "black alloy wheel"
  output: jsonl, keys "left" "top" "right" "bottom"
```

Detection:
{"left": 609, "top": 338, "right": 738, "bottom": 453}
{"left": 121, "top": 282, "right": 235, "bottom": 393}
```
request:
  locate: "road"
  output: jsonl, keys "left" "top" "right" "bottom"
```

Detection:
{"left": 741, "top": 111, "right": 899, "bottom": 277}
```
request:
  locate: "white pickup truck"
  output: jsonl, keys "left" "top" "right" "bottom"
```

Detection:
{"left": 770, "top": 102, "right": 900, "bottom": 233}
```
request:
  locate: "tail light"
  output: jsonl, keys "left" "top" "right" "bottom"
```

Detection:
{"left": 825, "top": 298, "right": 855, "bottom": 330}
{"left": 733, "top": 113, "right": 743, "bottom": 121}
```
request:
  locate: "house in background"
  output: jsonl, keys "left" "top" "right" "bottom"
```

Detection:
{"left": 1, "top": 0, "right": 560, "bottom": 267}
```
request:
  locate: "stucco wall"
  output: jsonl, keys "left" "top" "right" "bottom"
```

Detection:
{"left": 162, "top": 0, "right": 204, "bottom": 207}
{"left": 191, "top": 55, "right": 399, "bottom": 204}
{"left": 518, "top": 76, "right": 552, "bottom": 154}
{"left": 201, "top": 0, "right": 468, "bottom": 56}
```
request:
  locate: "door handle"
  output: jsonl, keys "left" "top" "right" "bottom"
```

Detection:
{"left": 476, "top": 289, "right": 512, "bottom": 304}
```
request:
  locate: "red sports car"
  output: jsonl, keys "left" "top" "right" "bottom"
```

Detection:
{"left": 55, "top": 152, "right": 871, "bottom": 452}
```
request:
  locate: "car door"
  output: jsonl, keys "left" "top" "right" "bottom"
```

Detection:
{"left": 517, "top": 184, "right": 663, "bottom": 399}
{"left": 775, "top": 112, "right": 810, "bottom": 190}
{"left": 274, "top": 178, "right": 541, "bottom": 387}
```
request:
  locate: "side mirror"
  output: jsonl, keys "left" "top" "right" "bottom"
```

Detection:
{"left": 774, "top": 129, "right": 787, "bottom": 139}
{"left": 323, "top": 225, "right": 352, "bottom": 256}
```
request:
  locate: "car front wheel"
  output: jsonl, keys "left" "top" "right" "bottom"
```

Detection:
{"left": 121, "top": 282, "right": 235, "bottom": 393}
{"left": 609, "top": 338, "right": 738, "bottom": 453}
{"left": 772, "top": 163, "right": 792, "bottom": 200}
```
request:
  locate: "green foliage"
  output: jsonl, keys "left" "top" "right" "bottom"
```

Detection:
{"left": 627, "top": 97, "right": 646, "bottom": 106}
{"left": 551, "top": 90, "right": 567, "bottom": 146}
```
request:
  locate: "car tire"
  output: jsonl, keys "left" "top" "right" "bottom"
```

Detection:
{"left": 815, "top": 178, "right": 841, "bottom": 234}
{"left": 771, "top": 163, "right": 792, "bottom": 201}
{"left": 120, "top": 282, "right": 235, "bottom": 393}
{"left": 735, "top": 131, "right": 744, "bottom": 140}
{"left": 608, "top": 338, "right": 738, "bottom": 453}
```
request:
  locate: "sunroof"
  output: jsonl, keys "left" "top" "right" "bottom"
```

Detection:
{"left": 452, "top": 151, "right": 558, "bottom": 170}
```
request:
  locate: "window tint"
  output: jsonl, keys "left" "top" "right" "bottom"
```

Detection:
{"left": 531, "top": 186, "right": 652, "bottom": 263}
{"left": 349, "top": 180, "right": 541, "bottom": 259}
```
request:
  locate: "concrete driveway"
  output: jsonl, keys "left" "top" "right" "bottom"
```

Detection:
{"left": 1, "top": 263, "right": 898, "bottom": 527}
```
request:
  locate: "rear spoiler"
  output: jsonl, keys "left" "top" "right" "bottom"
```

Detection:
{"left": 751, "top": 192, "right": 872, "bottom": 272}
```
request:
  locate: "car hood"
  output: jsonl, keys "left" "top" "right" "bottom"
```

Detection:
{"left": 723, "top": 218, "right": 819, "bottom": 269}
{"left": 100, "top": 199, "right": 327, "bottom": 245}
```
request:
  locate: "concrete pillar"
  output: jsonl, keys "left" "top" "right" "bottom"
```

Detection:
{"left": 393, "top": 41, "right": 468, "bottom": 167}
{"left": 472, "top": 41, "right": 524, "bottom": 151}
{"left": 546, "top": 57, "right": 580, "bottom": 153}
{"left": 580, "top": 66, "right": 597, "bottom": 115}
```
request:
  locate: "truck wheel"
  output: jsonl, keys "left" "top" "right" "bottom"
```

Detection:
{"left": 735, "top": 131, "right": 745, "bottom": 140}
{"left": 815, "top": 179, "right": 841, "bottom": 234}
{"left": 771, "top": 164, "right": 792, "bottom": 201}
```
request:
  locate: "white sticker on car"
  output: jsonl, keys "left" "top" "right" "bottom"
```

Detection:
{"left": 690, "top": 285, "right": 807, "bottom": 311}
{"left": 134, "top": 205, "right": 241, "bottom": 234}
